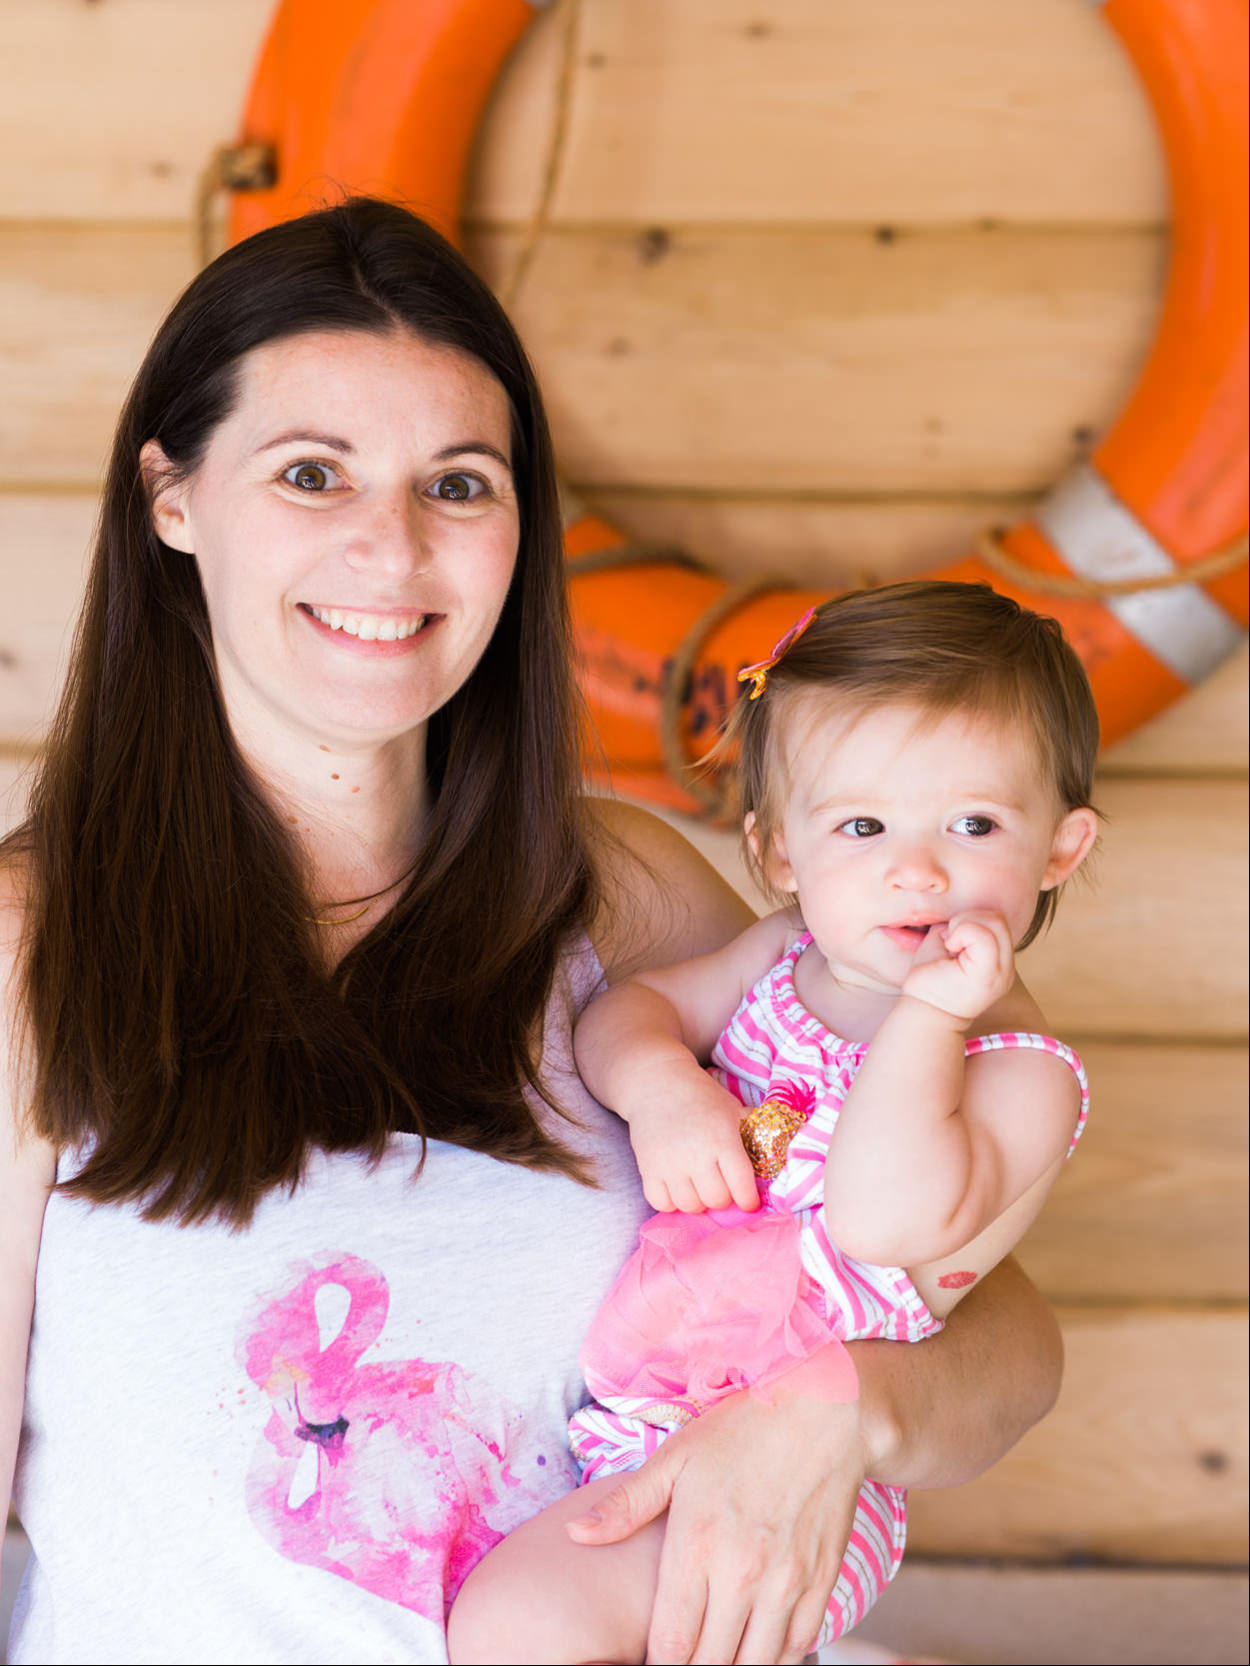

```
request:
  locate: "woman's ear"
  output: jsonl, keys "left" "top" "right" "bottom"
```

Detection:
{"left": 139, "top": 439, "right": 195, "bottom": 554}
{"left": 1041, "top": 806, "right": 1099, "bottom": 890}
{"left": 745, "top": 811, "right": 798, "bottom": 894}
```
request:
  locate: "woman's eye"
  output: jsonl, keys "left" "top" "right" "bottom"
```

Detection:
{"left": 838, "top": 817, "right": 883, "bottom": 838}
{"left": 431, "top": 472, "right": 485, "bottom": 502}
{"left": 282, "top": 461, "right": 342, "bottom": 492}
{"left": 952, "top": 815, "right": 996, "bottom": 837}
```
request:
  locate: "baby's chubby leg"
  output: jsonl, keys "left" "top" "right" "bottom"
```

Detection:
{"left": 446, "top": 1475, "right": 665, "bottom": 1665}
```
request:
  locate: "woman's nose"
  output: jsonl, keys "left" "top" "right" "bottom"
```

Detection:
{"left": 886, "top": 842, "right": 949, "bottom": 893}
{"left": 344, "top": 490, "right": 430, "bottom": 578}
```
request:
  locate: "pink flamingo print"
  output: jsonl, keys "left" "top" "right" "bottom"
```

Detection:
{"left": 238, "top": 1255, "right": 548, "bottom": 1621}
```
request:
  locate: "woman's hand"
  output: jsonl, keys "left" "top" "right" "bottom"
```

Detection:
{"left": 567, "top": 1383, "right": 868, "bottom": 1664}
{"left": 564, "top": 1258, "right": 1063, "bottom": 1663}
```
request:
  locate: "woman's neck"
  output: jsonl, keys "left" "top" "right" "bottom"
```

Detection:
{"left": 230, "top": 711, "right": 431, "bottom": 927}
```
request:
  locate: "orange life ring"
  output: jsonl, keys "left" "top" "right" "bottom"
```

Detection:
{"left": 229, "top": 0, "right": 1248, "bottom": 814}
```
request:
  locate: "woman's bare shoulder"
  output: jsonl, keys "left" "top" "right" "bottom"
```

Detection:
{"left": 0, "top": 848, "right": 31, "bottom": 1005}
{"left": 581, "top": 797, "right": 756, "bottom": 983}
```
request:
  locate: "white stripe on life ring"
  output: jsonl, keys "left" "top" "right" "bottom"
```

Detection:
{"left": 1037, "top": 463, "right": 1244, "bottom": 685}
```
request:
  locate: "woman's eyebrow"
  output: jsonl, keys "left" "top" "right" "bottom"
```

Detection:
{"left": 251, "top": 434, "right": 511, "bottom": 469}
{"left": 254, "top": 430, "right": 355, "bottom": 455}
{"left": 433, "top": 441, "right": 511, "bottom": 469}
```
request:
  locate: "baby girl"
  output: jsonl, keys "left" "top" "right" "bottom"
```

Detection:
{"left": 450, "top": 580, "right": 1099, "bottom": 1663}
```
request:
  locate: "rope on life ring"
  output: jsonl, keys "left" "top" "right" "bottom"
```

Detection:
{"left": 218, "top": 0, "right": 1249, "bottom": 817}
{"left": 977, "top": 526, "right": 1249, "bottom": 602}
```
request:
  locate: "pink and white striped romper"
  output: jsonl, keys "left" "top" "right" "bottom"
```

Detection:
{"left": 569, "top": 930, "right": 1089, "bottom": 1645}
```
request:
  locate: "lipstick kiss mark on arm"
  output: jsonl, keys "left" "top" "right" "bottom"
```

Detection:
{"left": 937, "top": 1269, "right": 979, "bottom": 1290}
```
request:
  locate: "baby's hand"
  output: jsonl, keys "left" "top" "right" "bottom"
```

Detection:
{"left": 627, "top": 1078, "right": 761, "bottom": 1214}
{"left": 901, "top": 909, "right": 1015, "bottom": 1024}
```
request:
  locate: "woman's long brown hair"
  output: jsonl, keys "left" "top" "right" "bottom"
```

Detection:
{"left": 4, "top": 198, "right": 596, "bottom": 1226}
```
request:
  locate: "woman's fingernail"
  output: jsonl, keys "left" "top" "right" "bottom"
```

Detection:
{"left": 571, "top": 1508, "right": 601, "bottom": 1527}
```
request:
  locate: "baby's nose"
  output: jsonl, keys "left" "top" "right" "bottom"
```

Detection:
{"left": 886, "top": 843, "right": 949, "bottom": 892}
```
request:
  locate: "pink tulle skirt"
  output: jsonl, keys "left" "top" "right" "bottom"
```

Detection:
{"left": 580, "top": 1201, "right": 854, "bottom": 1411}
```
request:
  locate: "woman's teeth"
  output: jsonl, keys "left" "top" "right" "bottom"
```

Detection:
{"left": 307, "top": 606, "right": 426, "bottom": 641}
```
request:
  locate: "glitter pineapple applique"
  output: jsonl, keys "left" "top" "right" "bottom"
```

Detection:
{"left": 739, "top": 1077, "right": 818, "bottom": 1179}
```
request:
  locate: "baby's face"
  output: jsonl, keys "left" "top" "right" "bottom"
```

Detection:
{"left": 761, "top": 693, "right": 1078, "bottom": 997}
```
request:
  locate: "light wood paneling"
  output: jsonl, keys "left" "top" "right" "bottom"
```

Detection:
{"left": 0, "top": 496, "right": 95, "bottom": 744}
{"left": 644, "top": 778, "right": 1249, "bottom": 1040}
{"left": 0, "top": 221, "right": 1165, "bottom": 491}
{"left": 0, "top": 0, "right": 270, "bottom": 225}
{"left": 472, "top": 0, "right": 1168, "bottom": 228}
{"left": 1098, "top": 648, "right": 1249, "bottom": 777}
{"left": 1017, "top": 1043, "right": 1248, "bottom": 1304}
{"left": 856, "top": 1560, "right": 1249, "bottom": 1666}
{"left": 1, "top": 0, "right": 1166, "bottom": 227}
{"left": 587, "top": 490, "right": 1043, "bottom": 590}
{"left": 1024, "top": 778, "right": 1247, "bottom": 1040}
{"left": 907, "top": 1308, "right": 1249, "bottom": 1566}
{"left": 0, "top": 225, "right": 193, "bottom": 487}
{"left": 471, "top": 225, "right": 1165, "bottom": 493}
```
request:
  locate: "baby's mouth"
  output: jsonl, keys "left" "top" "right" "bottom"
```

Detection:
{"left": 882, "top": 919, "right": 945, "bottom": 951}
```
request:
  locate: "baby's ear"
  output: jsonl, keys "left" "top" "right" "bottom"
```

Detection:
{"left": 1041, "top": 806, "right": 1099, "bottom": 890}
{"left": 139, "top": 439, "right": 196, "bottom": 554}
{"left": 745, "top": 812, "right": 798, "bottom": 895}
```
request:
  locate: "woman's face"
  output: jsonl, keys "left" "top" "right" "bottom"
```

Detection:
{"left": 146, "top": 328, "right": 520, "bottom": 758}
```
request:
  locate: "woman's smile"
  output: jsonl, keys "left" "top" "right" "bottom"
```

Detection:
{"left": 299, "top": 603, "right": 441, "bottom": 652}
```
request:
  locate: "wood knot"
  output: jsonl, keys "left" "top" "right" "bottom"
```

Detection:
{"left": 638, "top": 227, "right": 671, "bottom": 265}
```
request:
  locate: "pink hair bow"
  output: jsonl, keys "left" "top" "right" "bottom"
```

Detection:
{"left": 736, "top": 607, "right": 817, "bottom": 701}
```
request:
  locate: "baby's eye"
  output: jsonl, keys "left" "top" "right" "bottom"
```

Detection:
{"left": 430, "top": 471, "right": 487, "bottom": 502}
{"left": 837, "top": 817, "right": 884, "bottom": 838}
{"left": 951, "top": 814, "right": 996, "bottom": 837}
{"left": 282, "top": 461, "right": 343, "bottom": 492}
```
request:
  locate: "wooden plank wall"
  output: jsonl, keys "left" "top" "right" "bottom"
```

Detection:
{"left": 2, "top": 0, "right": 1246, "bottom": 1577}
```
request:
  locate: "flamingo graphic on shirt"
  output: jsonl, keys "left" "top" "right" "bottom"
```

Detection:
{"left": 237, "top": 1254, "right": 551, "bottom": 1622}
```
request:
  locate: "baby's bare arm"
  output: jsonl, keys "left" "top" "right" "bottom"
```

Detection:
{"left": 825, "top": 913, "right": 1080, "bottom": 1269}
{"left": 574, "top": 909, "right": 796, "bottom": 1213}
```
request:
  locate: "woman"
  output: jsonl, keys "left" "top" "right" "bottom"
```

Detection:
{"left": 0, "top": 198, "right": 1062, "bottom": 1665}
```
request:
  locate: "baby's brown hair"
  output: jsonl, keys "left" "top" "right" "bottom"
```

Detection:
{"left": 724, "top": 580, "right": 1100, "bottom": 949}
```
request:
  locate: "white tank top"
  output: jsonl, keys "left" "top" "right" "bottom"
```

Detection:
{"left": 10, "top": 938, "right": 648, "bottom": 1666}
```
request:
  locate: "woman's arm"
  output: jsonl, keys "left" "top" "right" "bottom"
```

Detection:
{"left": 570, "top": 1255, "right": 1061, "bottom": 1663}
{"left": 853, "top": 1251, "right": 1062, "bottom": 1489}
{"left": 582, "top": 797, "right": 756, "bottom": 978}
{"left": 0, "top": 871, "right": 57, "bottom": 1574}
